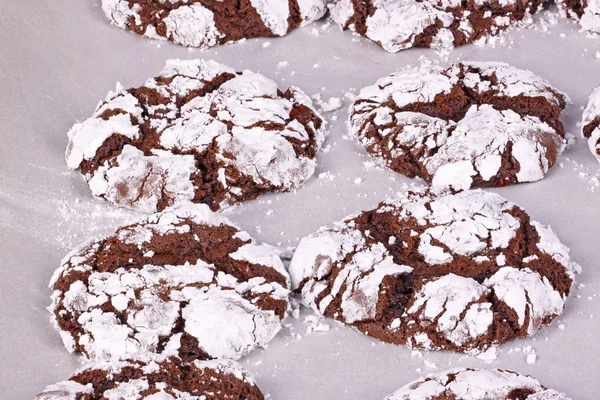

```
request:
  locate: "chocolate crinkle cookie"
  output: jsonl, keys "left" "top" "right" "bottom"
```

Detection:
{"left": 582, "top": 86, "right": 600, "bottom": 163}
{"left": 385, "top": 368, "right": 570, "bottom": 400}
{"left": 101, "top": 0, "right": 327, "bottom": 48}
{"left": 66, "top": 58, "right": 325, "bottom": 213}
{"left": 36, "top": 357, "right": 264, "bottom": 400}
{"left": 289, "top": 189, "right": 576, "bottom": 353}
{"left": 558, "top": 0, "right": 600, "bottom": 34}
{"left": 350, "top": 61, "right": 567, "bottom": 191}
{"left": 49, "top": 203, "right": 290, "bottom": 361}
{"left": 328, "top": 0, "right": 544, "bottom": 53}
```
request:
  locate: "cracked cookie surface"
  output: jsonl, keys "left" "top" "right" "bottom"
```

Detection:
{"left": 582, "top": 86, "right": 600, "bottom": 163}
{"left": 350, "top": 61, "right": 567, "bottom": 191}
{"left": 49, "top": 203, "right": 290, "bottom": 361}
{"left": 36, "top": 357, "right": 264, "bottom": 400}
{"left": 328, "top": 0, "right": 544, "bottom": 53}
{"left": 102, "top": 0, "right": 327, "bottom": 48}
{"left": 558, "top": 0, "right": 600, "bottom": 34}
{"left": 289, "top": 189, "right": 575, "bottom": 353}
{"left": 66, "top": 58, "right": 325, "bottom": 213}
{"left": 385, "top": 368, "right": 569, "bottom": 400}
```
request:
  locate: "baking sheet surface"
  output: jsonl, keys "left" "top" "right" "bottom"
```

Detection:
{"left": 2, "top": 2, "right": 600, "bottom": 399}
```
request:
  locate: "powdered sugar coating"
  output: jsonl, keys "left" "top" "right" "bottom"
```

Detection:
{"left": 49, "top": 203, "right": 290, "bottom": 361}
{"left": 350, "top": 61, "right": 566, "bottom": 191}
{"left": 427, "top": 105, "right": 560, "bottom": 190}
{"left": 558, "top": 0, "right": 600, "bottom": 34}
{"left": 36, "top": 357, "right": 263, "bottom": 400}
{"left": 582, "top": 86, "right": 600, "bottom": 163}
{"left": 385, "top": 368, "right": 570, "bottom": 399}
{"left": 328, "top": 0, "right": 543, "bottom": 53}
{"left": 66, "top": 59, "right": 325, "bottom": 213}
{"left": 102, "top": 0, "right": 327, "bottom": 48}
{"left": 290, "top": 190, "right": 575, "bottom": 353}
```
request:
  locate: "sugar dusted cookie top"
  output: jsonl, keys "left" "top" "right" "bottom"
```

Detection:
{"left": 36, "top": 357, "right": 264, "bottom": 400}
{"left": 49, "top": 203, "right": 290, "bottom": 361}
{"left": 66, "top": 58, "right": 325, "bottom": 213}
{"left": 558, "top": 0, "right": 600, "bottom": 34}
{"left": 102, "top": 0, "right": 327, "bottom": 48}
{"left": 290, "top": 189, "right": 575, "bottom": 353}
{"left": 385, "top": 368, "right": 569, "bottom": 400}
{"left": 350, "top": 61, "right": 567, "bottom": 191}
{"left": 582, "top": 86, "right": 600, "bottom": 163}
{"left": 329, "top": 0, "right": 545, "bottom": 53}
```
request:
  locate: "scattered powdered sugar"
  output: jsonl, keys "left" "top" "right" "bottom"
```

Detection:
{"left": 559, "top": 156, "right": 600, "bottom": 192}
{"left": 532, "top": 9, "right": 562, "bottom": 33}
{"left": 476, "top": 346, "right": 498, "bottom": 363}
{"left": 320, "top": 97, "right": 342, "bottom": 112}
{"left": 303, "top": 314, "right": 331, "bottom": 334}
{"left": 527, "top": 352, "right": 538, "bottom": 364}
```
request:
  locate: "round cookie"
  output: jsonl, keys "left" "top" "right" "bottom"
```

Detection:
{"left": 328, "top": 0, "right": 544, "bottom": 53}
{"left": 289, "top": 189, "right": 576, "bottom": 353}
{"left": 49, "top": 203, "right": 290, "bottom": 361}
{"left": 350, "top": 61, "right": 567, "bottom": 191}
{"left": 385, "top": 368, "right": 569, "bottom": 400}
{"left": 36, "top": 357, "right": 264, "bottom": 400}
{"left": 558, "top": 0, "right": 600, "bottom": 34}
{"left": 582, "top": 86, "right": 600, "bottom": 163}
{"left": 66, "top": 58, "right": 325, "bottom": 213}
{"left": 102, "top": 0, "right": 328, "bottom": 48}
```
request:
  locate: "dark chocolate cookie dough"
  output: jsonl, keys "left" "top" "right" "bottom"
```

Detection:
{"left": 49, "top": 204, "right": 290, "bottom": 361}
{"left": 66, "top": 58, "right": 325, "bottom": 213}
{"left": 36, "top": 357, "right": 264, "bottom": 400}
{"left": 102, "top": 0, "right": 328, "bottom": 48}
{"left": 385, "top": 368, "right": 569, "bottom": 399}
{"left": 329, "top": 0, "right": 545, "bottom": 52}
{"left": 350, "top": 61, "right": 566, "bottom": 191}
{"left": 289, "top": 189, "right": 576, "bottom": 353}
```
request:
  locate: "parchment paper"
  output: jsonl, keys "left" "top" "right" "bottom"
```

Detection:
{"left": 1, "top": 2, "right": 599, "bottom": 399}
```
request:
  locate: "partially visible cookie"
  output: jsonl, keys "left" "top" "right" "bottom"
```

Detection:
{"left": 66, "top": 58, "right": 325, "bottom": 213}
{"left": 582, "top": 86, "right": 600, "bottom": 163}
{"left": 36, "top": 357, "right": 264, "bottom": 400}
{"left": 49, "top": 203, "right": 290, "bottom": 361}
{"left": 558, "top": 0, "right": 600, "bottom": 34}
{"left": 385, "top": 368, "right": 569, "bottom": 400}
{"left": 350, "top": 61, "right": 566, "bottom": 191}
{"left": 329, "top": 0, "right": 544, "bottom": 53}
{"left": 289, "top": 189, "right": 576, "bottom": 353}
{"left": 102, "top": 0, "right": 327, "bottom": 48}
